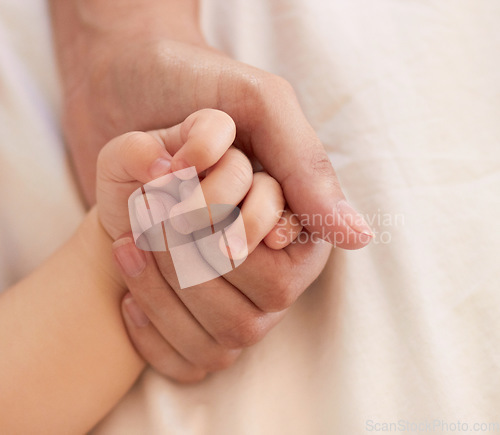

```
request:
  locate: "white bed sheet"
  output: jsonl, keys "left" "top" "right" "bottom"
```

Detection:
{"left": 1, "top": 1, "right": 499, "bottom": 434}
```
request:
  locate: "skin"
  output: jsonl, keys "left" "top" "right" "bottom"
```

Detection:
{"left": 0, "top": 109, "right": 294, "bottom": 433}
{"left": 100, "top": 110, "right": 321, "bottom": 381}
{"left": 0, "top": 208, "right": 143, "bottom": 434}
{"left": 49, "top": 0, "right": 373, "bottom": 382}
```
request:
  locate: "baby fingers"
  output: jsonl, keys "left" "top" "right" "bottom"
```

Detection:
{"left": 164, "top": 109, "right": 237, "bottom": 175}
{"left": 169, "top": 147, "right": 253, "bottom": 233}
{"left": 97, "top": 131, "right": 172, "bottom": 186}
{"left": 221, "top": 172, "right": 286, "bottom": 259}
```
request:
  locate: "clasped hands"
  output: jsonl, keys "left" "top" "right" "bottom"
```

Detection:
{"left": 61, "top": 31, "right": 372, "bottom": 382}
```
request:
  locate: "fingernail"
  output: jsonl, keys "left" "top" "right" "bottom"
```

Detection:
{"left": 336, "top": 200, "right": 374, "bottom": 237}
{"left": 124, "top": 294, "right": 150, "bottom": 328}
{"left": 113, "top": 237, "right": 146, "bottom": 277}
{"left": 150, "top": 157, "right": 171, "bottom": 179}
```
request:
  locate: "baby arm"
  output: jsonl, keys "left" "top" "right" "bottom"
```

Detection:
{"left": 0, "top": 109, "right": 296, "bottom": 433}
{"left": 0, "top": 208, "right": 143, "bottom": 434}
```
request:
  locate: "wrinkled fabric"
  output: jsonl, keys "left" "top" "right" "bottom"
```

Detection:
{"left": 1, "top": 1, "right": 499, "bottom": 434}
{"left": 0, "top": 0, "right": 83, "bottom": 292}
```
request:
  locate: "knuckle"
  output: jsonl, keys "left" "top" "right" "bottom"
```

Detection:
{"left": 107, "top": 131, "right": 150, "bottom": 167}
{"left": 258, "top": 273, "right": 299, "bottom": 312}
{"left": 97, "top": 131, "right": 151, "bottom": 183}
{"left": 242, "top": 72, "right": 296, "bottom": 112}
{"left": 270, "top": 74, "right": 296, "bottom": 95}
{"left": 308, "top": 152, "right": 342, "bottom": 193}
{"left": 254, "top": 73, "right": 295, "bottom": 97}
{"left": 263, "top": 290, "right": 296, "bottom": 313}
{"left": 121, "top": 131, "right": 150, "bottom": 153}
{"left": 236, "top": 71, "right": 299, "bottom": 133}
{"left": 309, "top": 151, "right": 335, "bottom": 179}
{"left": 216, "top": 315, "right": 267, "bottom": 348}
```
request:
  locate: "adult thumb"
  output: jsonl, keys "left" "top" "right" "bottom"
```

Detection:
{"left": 246, "top": 82, "right": 373, "bottom": 249}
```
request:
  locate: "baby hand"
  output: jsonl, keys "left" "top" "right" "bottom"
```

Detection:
{"left": 95, "top": 109, "right": 305, "bottom": 382}
{"left": 96, "top": 109, "right": 299, "bottom": 262}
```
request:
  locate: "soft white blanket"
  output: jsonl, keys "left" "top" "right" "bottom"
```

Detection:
{"left": 1, "top": 1, "right": 499, "bottom": 433}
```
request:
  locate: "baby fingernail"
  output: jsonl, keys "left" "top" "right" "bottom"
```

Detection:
{"left": 336, "top": 200, "right": 374, "bottom": 237}
{"left": 124, "top": 294, "right": 150, "bottom": 328}
{"left": 150, "top": 157, "right": 171, "bottom": 179}
{"left": 113, "top": 237, "right": 146, "bottom": 277}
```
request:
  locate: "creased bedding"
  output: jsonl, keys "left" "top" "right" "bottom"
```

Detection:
{"left": 1, "top": 1, "right": 499, "bottom": 434}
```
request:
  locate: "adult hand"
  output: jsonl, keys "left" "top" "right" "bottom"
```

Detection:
{"left": 50, "top": 0, "right": 372, "bottom": 382}
{"left": 51, "top": 1, "right": 372, "bottom": 249}
{"left": 114, "top": 229, "right": 330, "bottom": 382}
{"left": 96, "top": 110, "right": 330, "bottom": 382}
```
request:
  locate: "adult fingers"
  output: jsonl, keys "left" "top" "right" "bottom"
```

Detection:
{"left": 112, "top": 236, "right": 242, "bottom": 374}
{"left": 97, "top": 42, "right": 373, "bottom": 248}
{"left": 224, "top": 233, "right": 332, "bottom": 312}
{"left": 150, "top": 244, "right": 288, "bottom": 349}
{"left": 121, "top": 293, "right": 207, "bottom": 383}
{"left": 169, "top": 147, "right": 253, "bottom": 233}
{"left": 232, "top": 76, "right": 374, "bottom": 250}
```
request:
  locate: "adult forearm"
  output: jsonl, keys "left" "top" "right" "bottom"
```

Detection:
{"left": 49, "top": 0, "right": 206, "bottom": 204}
{"left": 49, "top": 0, "right": 203, "bottom": 93}
{"left": 0, "top": 208, "right": 144, "bottom": 434}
